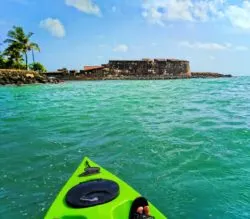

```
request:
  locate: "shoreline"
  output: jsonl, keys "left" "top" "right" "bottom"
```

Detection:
{"left": 0, "top": 69, "right": 62, "bottom": 86}
{"left": 191, "top": 72, "right": 232, "bottom": 78}
{"left": 0, "top": 69, "right": 232, "bottom": 86}
{"left": 44, "top": 58, "right": 232, "bottom": 83}
{"left": 60, "top": 72, "right": 232, "bottom": 81}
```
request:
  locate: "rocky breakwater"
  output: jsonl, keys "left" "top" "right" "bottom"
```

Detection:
{"left": 191, "top": 72, "right": 232, "bottom": 78}
{"left": 0, "top": 69, "right": 61, "bottom": 85}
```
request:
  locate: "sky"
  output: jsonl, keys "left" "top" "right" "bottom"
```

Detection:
{"left": 1, "top": 0, "right": 250, "bottom": 75}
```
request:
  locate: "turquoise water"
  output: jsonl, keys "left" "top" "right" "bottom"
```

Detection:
{"left": 0, "top": 78, "right": 250, "bottom": 219}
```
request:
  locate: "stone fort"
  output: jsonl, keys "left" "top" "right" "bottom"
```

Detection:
{"left": 107, "top": 58, "right": 191, "bottom": 77}
{"left": 46, "top": 58, "right": 194, "bottom": 80}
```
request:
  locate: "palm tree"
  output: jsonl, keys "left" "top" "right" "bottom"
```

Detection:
{"left": 4, "top": 26, "right": 40, "bottom": 69}
{"left": 4, "top": 42, "right": 23, "bottom": 65}
{"left": 29, "top": 42, "right": 40, "bottom": 63}
{"left": 0, "top": 51, "right": 5, "bottom": 69}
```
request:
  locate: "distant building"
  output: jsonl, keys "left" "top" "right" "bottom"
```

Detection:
{"left": 45, "top": 71, "right": 67, "bottom": 79}
{"left": 108, "top": 58, "right": 191, "bottom": 77}
{"left": 84, "top": 66, "right": 105, "bottom": 71}
{"left": 77, "top": 66, "right": 105, "bottom": 78}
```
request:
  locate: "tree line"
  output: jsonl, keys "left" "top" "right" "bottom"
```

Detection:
{"left": 0, "top": 26, "right": 46, "bottom": 72}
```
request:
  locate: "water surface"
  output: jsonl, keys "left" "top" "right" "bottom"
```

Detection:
{"left": 0, "top": 77, "right": 250, "bottom": 219}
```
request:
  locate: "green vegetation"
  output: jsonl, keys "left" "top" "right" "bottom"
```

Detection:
{"left": 0, "top": 26, "right": 45, "bottom": 71}
{"left": 0, "top": 51, "right": 6, "bottom": 68}
{"left": 29, "top": 62, "right": 47, "bottom": 73}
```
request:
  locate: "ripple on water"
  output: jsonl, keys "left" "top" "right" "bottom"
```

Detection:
{"left": 0, "top": 78, "right": 250, "bottom": 219}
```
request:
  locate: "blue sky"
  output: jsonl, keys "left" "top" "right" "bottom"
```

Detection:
{"left": 1, "top": 0, "right": 250, "bottom": 75}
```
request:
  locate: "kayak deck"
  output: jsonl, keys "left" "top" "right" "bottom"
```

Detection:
{"left": 45, "top": 157, "right": 167, "bottom": 219}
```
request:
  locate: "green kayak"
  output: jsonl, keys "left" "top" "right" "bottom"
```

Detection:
{"left": 45, "top": 157, "right": 167, "bottom": 219}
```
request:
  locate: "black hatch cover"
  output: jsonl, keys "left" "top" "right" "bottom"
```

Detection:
{"left": 65, "top": 179, "right": 119, "bottom": 208}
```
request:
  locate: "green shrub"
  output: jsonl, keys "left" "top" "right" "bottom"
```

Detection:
{"left": 2, "top": 60, "right": 26, "bottom": 69}
{"left": 0, "top": 56, "right": 6, "bottom": 69}
{"left": 29, "top": 62, "right": 47, "bottom": 73}
{"left": 12, "top": 62, "right": 26, "bottom": 70}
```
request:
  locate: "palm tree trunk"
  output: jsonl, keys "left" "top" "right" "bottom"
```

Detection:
{"left": 15, "top": 58, "right": 19, "bottom": 69}
{"left": 25, "top": 52, "right": 28, "bottom": 70}
{"left": 32, "top": 49, "right": 35, "bottom": 63}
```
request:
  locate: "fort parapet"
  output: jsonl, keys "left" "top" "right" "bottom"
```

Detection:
{"left": 108, "top": 59, "right": 191, "bottom": 77}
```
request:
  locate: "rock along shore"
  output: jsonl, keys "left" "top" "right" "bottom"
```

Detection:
{"left": 191, "top": 72, "right": 232, "bottom": 78}
{"left": 59, "top": 72, "right": 232, "bottom": 81}
{"left": 0, "top": 69, "right": 61, "bottom": 85}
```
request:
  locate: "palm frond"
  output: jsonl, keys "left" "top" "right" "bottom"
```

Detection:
{"left": 27, "top": 32, "right": 34, "bottom": 39}
{"left": 29, "top": 42, "right": 40, "bottom": 52}
{"left": 4, "top": 39, "right": 18, "bottom": 44}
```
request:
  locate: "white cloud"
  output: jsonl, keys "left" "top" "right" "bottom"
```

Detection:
{"left": 235, "top": 45, "right": 248, "bottom": 51}
{"left": 179, "top": 41, "right": 230, "bottom": 50}
{"left": 179, "top": 41, "right": 249, "bottom": 51}
{"left": 142, "top": 0, "right": 250, "bottom": 32}
{"left": 225, "top": 42, "right": 232, "bottom": 48}
{"left": 142, "top": 6, "right": 165, "bottom": 26}
{"left": 65, "top": 0, "right": 101, "bottom": 16}
{"left": 112, "top": 6, "right": 117, "bottom": 13}
{"left": 113, "top": 44, "right": 128, "bottom": 52}
{"left": 40, "top": 18, "right": 66, "bottom": 38}
{"left": 226, "top": 1, "right": 250, "bottom": 30}
{"left": 142, "top": 0, "right": 225, "bottom": 25}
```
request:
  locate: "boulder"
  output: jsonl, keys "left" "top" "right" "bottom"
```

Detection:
{"left": 26, "top": 73, "right": 35, "bottom": 78}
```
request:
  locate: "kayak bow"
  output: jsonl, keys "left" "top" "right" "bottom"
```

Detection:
{"left": 45, "top": 157, "right": 167, "bottom": 219}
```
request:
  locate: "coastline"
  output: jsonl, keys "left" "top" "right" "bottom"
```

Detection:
{"left": 191, "top": 72, "right": 232, "bottom": 78}
{"left": 0, "top": 69, "right": 61, "bottom": 86}
{"left": 55, "top": 72, "right": 232, "bottom": 81}
{"left": 44, "top": 59, "right": 232, "bottom": 82}
{"left": 0, "top": 69, "right": 232, "bottom": 86}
